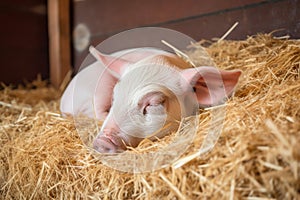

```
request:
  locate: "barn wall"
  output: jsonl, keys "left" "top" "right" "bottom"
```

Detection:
{"left": 0, "top": 0, "right": 49, "bottom": 85}
{"left": 71, "top": 0, "right": 300, "bottom": 71}
{"left": 0, "top": 0, "right": 299, "bottom": 84}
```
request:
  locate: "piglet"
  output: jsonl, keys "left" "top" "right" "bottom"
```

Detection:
{"left": 60, "top": 46, "right": 241, "bottom": 153}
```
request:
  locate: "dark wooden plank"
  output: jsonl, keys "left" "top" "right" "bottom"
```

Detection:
{"left": 164, "top": 0, "right": 300, "bottom": 40}
{"left": 71, "top": 0, "right": 266, "bottom": 70}
{"left": 72, "top": 0, "right": 299, "bottom": 70}
{"left": 72, "top": 0, "right": 264, "bottom": 36}
{"left": 48, "top": 0, "right": 71, "bottom": 88}
{"left": 0, "top": 0, "right": 48, "bottom": 85}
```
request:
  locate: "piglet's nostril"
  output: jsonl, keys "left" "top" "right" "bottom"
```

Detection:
{"left": 93, "top": 137, "right": 117, "bottom": 153}
{"left": 93, "top": 130, "right": 127, "bottom": 154}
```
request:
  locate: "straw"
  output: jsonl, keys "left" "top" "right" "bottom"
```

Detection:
{"left": 1, "top": 33, "right": 299, "bottom": 199}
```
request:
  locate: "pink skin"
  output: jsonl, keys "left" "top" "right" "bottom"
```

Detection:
{"left": 93, "top": 116, "right": 124, "bottom": 153}
{"left": 93, "top": 131, "right": 124, "bottom": 153}
{"left": 92, "top": 65, "right": 241, "bottom": 153}
{"left": 60, "top": 46, "right": 241, "bottom": 154}
{"left": 93, "top": 92, "right": 167, "bottom": 153}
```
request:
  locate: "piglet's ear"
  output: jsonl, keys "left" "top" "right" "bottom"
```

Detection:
{"left": 89, "top": 46, "right": 130, "bottom": 78}
{"left": 181, "top": 66, "right": 241, "bottom": 107}
{"left": 89, "top": 46, "right": 130, "bottom": 120}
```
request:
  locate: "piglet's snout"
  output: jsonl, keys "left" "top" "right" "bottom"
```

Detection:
{"left": 93, "top": 129, "right": 126, "bottom": 153}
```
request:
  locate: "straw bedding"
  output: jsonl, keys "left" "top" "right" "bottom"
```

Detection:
{"left": 0, "top": 34, "right": 299, "bottom": 199}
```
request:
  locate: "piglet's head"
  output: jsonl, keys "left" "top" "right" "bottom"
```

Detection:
{"left": 90, "top": 46, "right": 241, "bottom": 153}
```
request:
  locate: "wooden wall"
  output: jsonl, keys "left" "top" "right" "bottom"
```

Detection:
{"left": 72, "top": 0, "right": 300, "bottom": 71}
{"left": 0, "top": 0, "right": 48, "bottom": 85}
{"left": 0, "top": 0, "right": 299, "bottom": 85}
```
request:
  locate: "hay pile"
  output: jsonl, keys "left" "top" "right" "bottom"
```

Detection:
{"left": 1, "top": 34, "right": 299, "bottom": 199}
